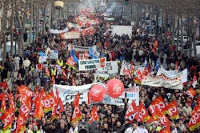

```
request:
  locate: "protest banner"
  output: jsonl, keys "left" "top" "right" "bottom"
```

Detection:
{"left": 78, "top": 58, "right": 106, "bottom": 71}
{"left": 142, "top": 75, "right": 183, "bottom": 90}
{"left": 53, "top": 84, "right": 93, "bottom": 104}
{"left": 63, "top": 32, "right": 80, "bottom": 39}
{"left": 120, "top": 60, "right": 131, "bottom": 75}
{"left": 53, "top": 84, "right": 139, "bottom": 106}
{"left": 68, "top": 44, "right": 97, "bottom": 52}
{"left": 96, "top": 61, "right": 118, "bottom": 77}
{"left": 157, "top": 66, "right": 188, "bottom": 83}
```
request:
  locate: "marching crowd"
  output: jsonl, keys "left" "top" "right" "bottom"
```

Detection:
{"left": 0, "top": 13, "right": 200, "bottom": 133}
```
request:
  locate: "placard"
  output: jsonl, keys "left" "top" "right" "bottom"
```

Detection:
{"left": 79, "top": 58, "right": 106, "bottom": 71}
{"left": 64, "top": 32, "right": 80, "bottom": 39}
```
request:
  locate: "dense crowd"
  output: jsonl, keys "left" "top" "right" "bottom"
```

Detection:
{"left": 0, "top": 13, "right": 200, "bottom": 133}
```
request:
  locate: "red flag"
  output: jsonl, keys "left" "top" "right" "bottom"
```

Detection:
{"left": 0, "top": 93, "right": 6, "bottom": 113}
{"left": 37, "top": 64, "right": 43, "bottom": 70}
{"left": 19, "top": 102, "right": 31, "bottom": 119}
{"left": 33, "top": 96, "right": 44, "bottom": 120}
{"left": 160, "top": 125, "right": 171, "bottom": 133}
{"left": 16, "top": 115, "right": 26, "bottom": 132}
{"left": 189, "top": 105, "right": 200, "bottom": 131}
{"left": 71, "top": 106, "right": 82, "bottom": 124}
{"left": 157, "top": 111, "right": 171, "bottom": 126}
{"left": 41, "top": 93, "right": 55, "bottom": 113}
{"left": 71, "top": 93, "right": 82, "bottom": 123}
{"left": 1, "top": 107, "right": 13, "bottom": 130}
{"left": 88, "top": 106, "right": 99, "bottom": 124}
{"left": 18, "top": 85, "right": 33, "bottom": 98}
{"left": 73, "top": 93, "right": 80, "bottom": 107}
{"left": 51, "top": 89, "right": 64, "bottom": 121}
{"left": 148, "top": 96, "right": 165, "bottom": 118}
{"left": 186, "top": 87, "right": 196, "bottom": 99}
{"left": 125, "top": 101, "right": 138, "bottom": 121}
{"left": 66, "top": 56, "right": 75, "bottom": 67}
{"left": 162, "top": 100, "right": 179, "bottom": 120}
{"left": 135, "top": 102, "right": 150, "bottom": 122}
{"left": 134, "top": 70, "right": 143, "bottom": 84}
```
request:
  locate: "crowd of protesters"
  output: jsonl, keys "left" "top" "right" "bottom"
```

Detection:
{"left": 0, "top": 13, "right": 200, "bottom": 133}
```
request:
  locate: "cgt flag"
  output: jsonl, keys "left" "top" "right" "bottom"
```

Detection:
{"left": 186, "top": 87, "right": 196, "bottom": 99}
{"left": 88, "top": 106, "right": 99, "bottom": 124}
{"left": 148, "top": 96, "right": 165, "bottom": 119}
{"left": 135, "top": 102, "right": 150, "bottom": 122}
{"left": 71, "top": 93, "right": 82, "bottom": 124}
{"left": 188, "top": 106, "right": 200, "bottom": 131}
{"left": 163, "top": 100, "right": 179, "bottom": 120}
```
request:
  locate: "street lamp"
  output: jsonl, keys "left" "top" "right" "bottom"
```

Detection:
{"left": 54, "top": 1, "right": 64, "bottom": 29}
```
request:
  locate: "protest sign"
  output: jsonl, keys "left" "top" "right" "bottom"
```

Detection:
{"left": 79, "top": 58, "right": 106, "bottom": 71}
{"left": 96, "top": 61, "right": 118, "bottom": 77}
{"left": 63, "top": 32, "right": 80, "bottom": 39}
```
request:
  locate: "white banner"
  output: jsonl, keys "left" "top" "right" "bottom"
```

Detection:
{"left": 68, "top": 44, "right": 97, "bottom": 52}
{"left": 142, "top": 75, "right": 183, "bottom": 90}
{"left": 64, "top": 32, "right": 80, "bottom": 39}
{"left": 53, "top": 84, "right": 139, "bottom": 106}
{"left": 96, "top": 61, "right": 118, "bottom": 77}
{"left": 120, "top": 60, "right": 131, "bottom": 75}
{"left": 157, "top": 66, "right": 188, "bottom": 83}
{"left": 79, "top": 58, "right": 106, "bottom": 71}
{"left": 50, "top": 28, "right": 68, "bottom": 34}
{"left": 53, "top": 84, "right": 93, "bottom": 104}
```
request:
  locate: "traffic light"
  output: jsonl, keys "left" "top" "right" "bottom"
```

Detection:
{"left": 125, "top": 0, "right": 129, "bottom": 5}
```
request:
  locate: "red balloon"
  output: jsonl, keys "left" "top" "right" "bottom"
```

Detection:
{"left": 89, "top": 84, "right": 106, "bottom": 102}
{"left": 107, "top": 79, "right": 124, "bottom": 98}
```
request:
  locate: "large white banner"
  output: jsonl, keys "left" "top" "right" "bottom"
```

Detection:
{"left": 157, "top": 66, "right": 188, "bottom": 83}
{"left": 142, "top": 75, "right": 183, "bottom": 90}
{"left": 96, "top": 61, "right": 118, "bottom": 77}
{"left": 79, "top": 58, "right": 106, "bottom": 71}
{"left": 53, "top": 84, "right": 139, "bottom": 106}
{"left": 120, "top": 60, "right": 131, "bottom": 76}
{"left": 53, "top": 84, "right": 93, "bottom": 104}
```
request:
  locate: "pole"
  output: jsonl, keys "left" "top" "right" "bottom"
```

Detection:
{"left": 14, "top": 0, "right": 17, "bottom": 55}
